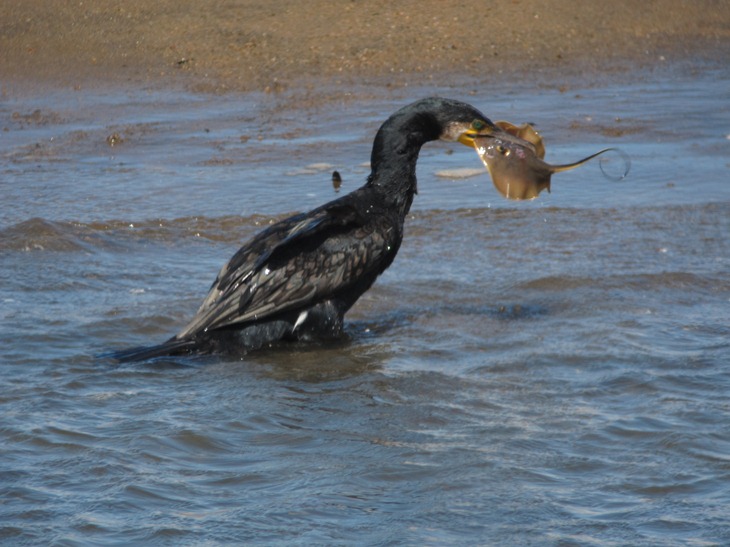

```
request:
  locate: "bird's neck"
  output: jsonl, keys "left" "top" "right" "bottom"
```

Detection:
{"left": 366, "top": 110, "right": 440, "bottom": 216}
{"left": 366, "top": 162, "right": 419, "bottom": 217}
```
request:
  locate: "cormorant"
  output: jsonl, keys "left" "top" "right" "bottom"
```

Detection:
{"left": 112, "top": 97, "right": 501, "bottom": 361}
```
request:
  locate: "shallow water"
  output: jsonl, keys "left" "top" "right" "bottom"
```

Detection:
{"left": 1, "top": 70, "right": 729, "bottom": 545}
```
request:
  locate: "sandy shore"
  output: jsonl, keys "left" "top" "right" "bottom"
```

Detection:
{"left": 1, "top": 0, "right": 729, "bottom": 96}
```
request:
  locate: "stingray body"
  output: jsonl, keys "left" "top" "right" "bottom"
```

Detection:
{"left": 473, "top": 121, "right": 622, "bottom": 200}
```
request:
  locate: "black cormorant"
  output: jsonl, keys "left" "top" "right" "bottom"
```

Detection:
{"left": 112, "top": 97, "right": 501, "bottom": 361}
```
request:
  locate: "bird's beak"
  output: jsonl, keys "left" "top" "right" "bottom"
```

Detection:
{"left": 457, "top": 123, "right": 501, "bottom": 148}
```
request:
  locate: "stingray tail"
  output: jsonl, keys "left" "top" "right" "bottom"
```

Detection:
{"left": 105, "top": 337, "right": 198, "bottom": 362}
{"left": 550, "top": 148, "right": 615, "bottom": 172}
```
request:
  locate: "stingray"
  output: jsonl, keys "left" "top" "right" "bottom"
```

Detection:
{"left": 471, "top": 120, "right": 629, "bottom": 200}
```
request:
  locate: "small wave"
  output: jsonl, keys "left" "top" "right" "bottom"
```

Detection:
{"left": 0, "top": 213, "right": 301, "bottom": 253}
{"left": 518, "top": 275, "right": 599, "bottom": 291}
{"left": 519, "top": 272, "right": 722, "bottom": 293}
{"left": 434, "top": 168, "right": 484, "bottom": 179}
{"left": 0, "top": 218, "right": 100, "bottom": 252}
{"left": 284, "top": 162, "right": 335, "bottom": 176}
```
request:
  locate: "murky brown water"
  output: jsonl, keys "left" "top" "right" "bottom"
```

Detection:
{"left": 1, "top": 71, "right": 729, "bottom": 545}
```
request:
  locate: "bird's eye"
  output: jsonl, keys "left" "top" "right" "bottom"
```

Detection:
{"left": 471, "top": 120, "right": 485, "bottom": 131}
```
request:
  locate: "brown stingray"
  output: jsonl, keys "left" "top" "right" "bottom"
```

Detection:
{"left": 474, "top": 121, "right": 623, "bottom": 200}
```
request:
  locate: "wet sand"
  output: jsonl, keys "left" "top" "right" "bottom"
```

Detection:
{"left": 1, "top": 0, "right": 729, "bottom": 96}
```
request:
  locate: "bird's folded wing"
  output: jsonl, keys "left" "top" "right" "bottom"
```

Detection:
{"left": 175, "top": 202, "right": 387, "bottom": 338}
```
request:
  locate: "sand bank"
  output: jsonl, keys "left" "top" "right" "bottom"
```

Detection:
{"left": 1, "top": 0, "right": 728, "bottom": 96}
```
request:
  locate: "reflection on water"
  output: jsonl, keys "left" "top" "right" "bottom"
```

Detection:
{"left": 1, "top": 71, "right": 729, "bottom": 545}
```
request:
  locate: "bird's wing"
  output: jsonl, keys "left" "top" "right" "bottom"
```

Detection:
{"left": 175, "top": 200, "right": 393, "bottom": 338}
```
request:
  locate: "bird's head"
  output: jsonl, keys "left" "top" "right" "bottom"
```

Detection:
{"left": 443, "top": 117, "right": 504, "bottom": 147}
{"left": 372, "top": 97, "right": 505, "bottom": 160}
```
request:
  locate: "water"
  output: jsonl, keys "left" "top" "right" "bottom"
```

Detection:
{"left": 1, "top": 70, "right": 729, "bottom": 545}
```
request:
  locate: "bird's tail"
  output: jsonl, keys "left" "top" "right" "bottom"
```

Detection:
{"left": 105, "top": 337, "right": 198, "bottom": 362}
